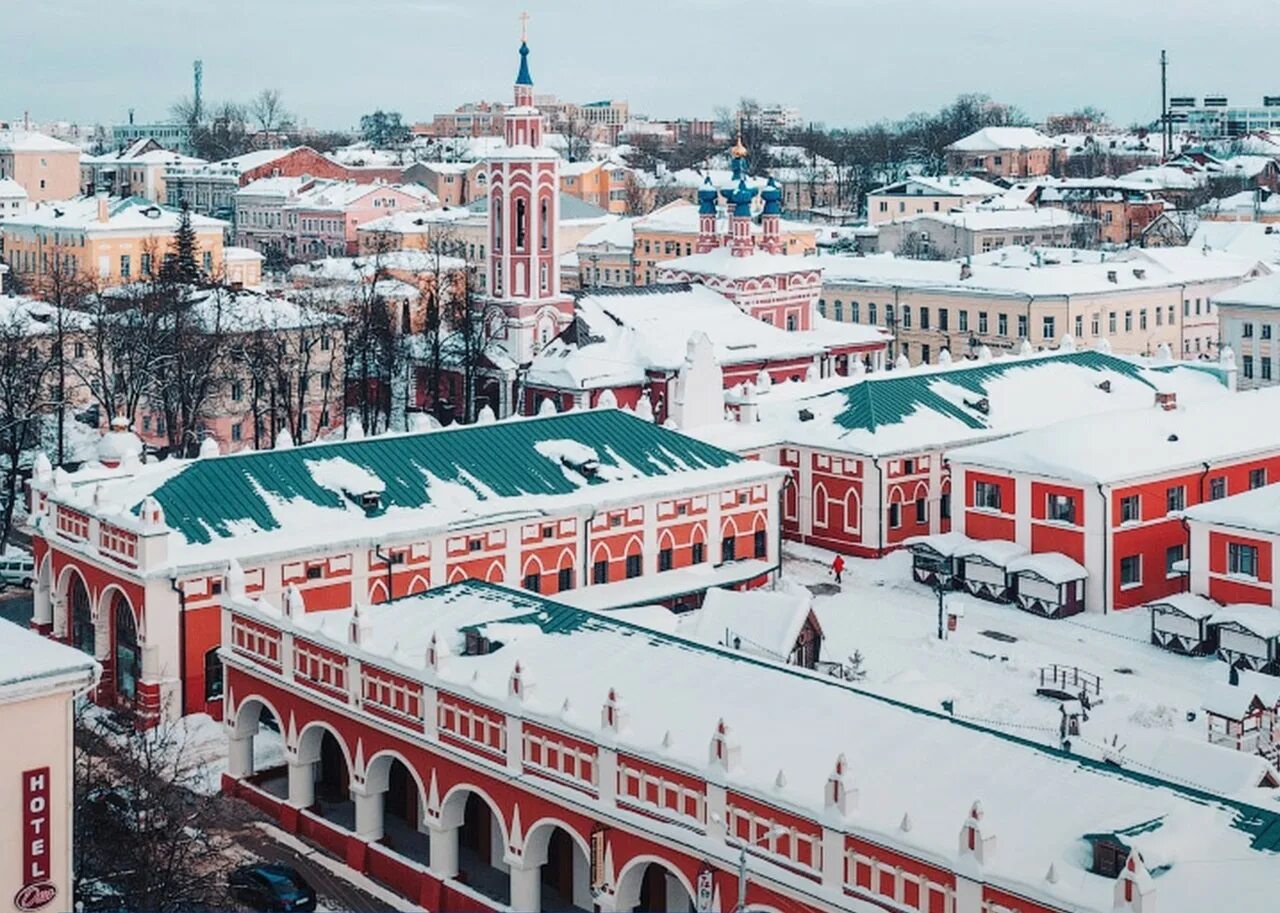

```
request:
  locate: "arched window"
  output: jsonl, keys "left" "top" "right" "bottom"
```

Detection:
{"left": 540, "top": 197, "right": 549, "bottom": 250}
{"left": 205, "top": 648, "right": 224, "bottom": 701}
{"left": 70, "top": 575, "right": 93, "bottom": 656}
{"left": 817, "top": 299, "right": 827, "bottom": 317}
{"left": 834, "top": 300, "right": 844, "bottom": 321}
{"left": 114, "top": 595, "right": 139, "bottom": 701}
{"left": 516, "top": 198, "right": 527, "bottom": 250}
{"left": 494, "top": 200, "right": 502, "bottom": 251}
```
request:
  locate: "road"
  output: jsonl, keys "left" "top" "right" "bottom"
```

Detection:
{"left": 0, "top": 588, "right": 33, "bottom": 626}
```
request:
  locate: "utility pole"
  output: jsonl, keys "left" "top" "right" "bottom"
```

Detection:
{"left": 1160, "top": 49, "right": 1168, "bottom": 162}
{"left": 193, "top": 59, "right": 204, "bottom": 124}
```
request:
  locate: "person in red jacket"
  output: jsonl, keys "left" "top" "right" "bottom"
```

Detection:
{"left": 831, "top": 554, "right": 845, "bottom": 585}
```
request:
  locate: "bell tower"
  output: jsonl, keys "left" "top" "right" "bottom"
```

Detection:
{"left": 485, "top": 15, "right": 574, "bottom": 368}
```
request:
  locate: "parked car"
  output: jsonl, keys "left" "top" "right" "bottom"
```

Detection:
{"left": 0, "top": 553, "right": 35, "bottom": 589}
{"left": 228, "top": 864, "right": 316, "bottom": 912}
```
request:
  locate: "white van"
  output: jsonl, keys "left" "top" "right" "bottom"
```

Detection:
{"left": 0, "top": 554, "right": 35, "bottom": 589}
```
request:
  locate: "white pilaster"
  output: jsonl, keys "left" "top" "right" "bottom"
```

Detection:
{"left": 227, "top": 733, "right": 254, "bottom": 779}
{"left": 352, "top": 785, "right": 385, "bottom": 842}
{"left": 287, "top": 756, "right": 316, "bottom": 809}
{"left": 429, "top": 822, "right": 460, "bottom": 879}
{"left": 509, "top": 859, "right": 541, "bottom": 911}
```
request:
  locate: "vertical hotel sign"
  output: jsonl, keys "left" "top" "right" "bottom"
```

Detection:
{"left": 13, "top": 767, "right": 56, "bottom": 912}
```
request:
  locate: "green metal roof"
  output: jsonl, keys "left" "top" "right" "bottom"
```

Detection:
{"left": 805, "top": 351, "right": 1172, "bottom": 434}
{"left": 138, "top": 410, "right": 743, "bottom": 545}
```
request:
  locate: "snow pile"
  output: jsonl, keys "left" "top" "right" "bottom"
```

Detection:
{"left": 305, "top": 457, "right": 387, "bottom": 497}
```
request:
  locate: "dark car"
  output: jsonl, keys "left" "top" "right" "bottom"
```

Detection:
{"left": 228, "top": 864, "right": 317, "bottom": 912}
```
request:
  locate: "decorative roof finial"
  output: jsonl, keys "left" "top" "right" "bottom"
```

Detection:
{"left": 515, "top": 12, "right": 534, "bottom": 86}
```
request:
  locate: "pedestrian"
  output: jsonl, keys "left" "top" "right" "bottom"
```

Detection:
{"left": 831, "top": 554, "right": 845, "bottom": 585}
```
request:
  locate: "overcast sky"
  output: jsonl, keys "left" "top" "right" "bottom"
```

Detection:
{"left": 4, "top": 0, "right": 1279, "bottom": 132}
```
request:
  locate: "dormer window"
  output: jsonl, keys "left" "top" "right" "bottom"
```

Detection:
{"left": 360, "top": 491, "right": 381, "bottom": 511}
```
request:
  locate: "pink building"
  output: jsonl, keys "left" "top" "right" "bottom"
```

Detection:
{"left": 287, "top": 181, "right": 436, "bottom": 258}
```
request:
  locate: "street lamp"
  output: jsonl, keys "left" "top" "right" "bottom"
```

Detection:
{"left": 709, "top": 815, "right": 788, "bottom": 912}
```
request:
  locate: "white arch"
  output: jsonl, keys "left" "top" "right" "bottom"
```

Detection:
{"left": 230, "top": 693, "right": 285, "bottom": 740}
{"left": 522, "top": 815, "right": 591, "bottom": 868}
{"left": 99, "top": 583, "right": 141, "bottom": 639}
{"left": 406, "top": 574, "right": 429, "bottom": 595}
{"left": 658, "top": 528, "right": 677, "bottom": 550}
{"left": 911, "top": 480, "right": 930, "bottom": 502}
{"left": 591, "top": 541, "right": 614, "bottom": 565}
{"left": 888, "top": 484, "right": 908, "bottom": 504}
{"left": 485, "top": 559, "right": 505, "bottom": 583}
{"left": 363, "top": 748, "right": 429, "bottom": 817}
{"left": 438, "top": 782, "right": 510, "bottom": 845}
{"left": 813, "top": 482, "right": 830, "bottom": 527}
{"left": 555, "top": 547, "right": 575, "bottom": 570}
{"left": 295, "top": 719, "right": 355, "bottom": 771}
{"left": 720, "top": 515, "right": 740, "bottom": 538}
{"left": 750, "top": 511, "right": 768, "bottom": 533}
{"left": 368, "top": 578, "right": 390, "bottom": 603}
{"left": 522, "top": 554, "right": 546, "bottom": 577}
{"left": 843, "top": 487, "right": 862, "bottom": 534}
{"left": 613, "top": 854, "right": 697, "bottom": 913}
{"left": 622, "top": 534, "right": 643, "bottom": 557}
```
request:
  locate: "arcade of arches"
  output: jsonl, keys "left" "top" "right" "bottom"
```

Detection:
{"left": 226, "top": 696, "right": 696, "bottom": 913}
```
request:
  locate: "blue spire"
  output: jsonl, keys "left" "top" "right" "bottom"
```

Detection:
{"left": 515, "top": 41, "right": 533, "bottom": 86}
{"left": 762, "top": 177, "right": 783, "bottom": 216}
{"left": 697, "top": 176, "right": 717, "bottom": 215}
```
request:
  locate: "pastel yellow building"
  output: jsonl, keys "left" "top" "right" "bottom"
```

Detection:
{"left": 2, "top": 195, "right": 227, "bottom": 289}
{"left": 0, "top": 621, "right": 98, "bottom": 913}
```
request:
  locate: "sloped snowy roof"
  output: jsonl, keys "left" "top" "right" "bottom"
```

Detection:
{"left": 37, "top": 410, "right": 780, "bottom": 571}
{"left": 1189, "top": 222, "right": 1280, "bottom": 265}
{"left": 1210, "top": 603, "right": 1280, "bottom": 639}
{"left": 950, "top": 387, "right": 1280, "bottom": 485}
{"left": 526, "top": 284, "right": 827, "bottom": 390}
{"left": 698, "top": 349, "right": 1233, "bottom": 458}
{"left": 225, "top": 579, "right": 1280, "bottom": 913}
{"left": 870, "top": 175, "right": 1004, "bottom": 197}
{"left": 0, "top": 130, "right": 80, "bottom": 153}
{"left": 1144, "top": 592, "right": 1220, "bottom": 621}
{"left": 1213, "top": 271, "right": 1280, "bottom": 309}
{"left": 891, "top": 208, "right": 1090, "bottom": 232}
{"left": 0, "top": 618, "right": 99, "bottom": 700}
{"left": 660, "top": 246, "right": 820, "bottom": 281}
{"left": 683, "top": 584, "right": 816, "bottom": 662}
{"left": 946, "top": 127, "right": 1054, "bottom": 152}
{"left": 1006, "top": 551, "right": 1087, "bottom": 583}
{"left": 7, "top": 196, "right": 226, "bottom": 233}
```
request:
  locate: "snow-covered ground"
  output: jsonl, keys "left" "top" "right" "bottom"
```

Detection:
{"left": 784, "top": 543, "right": 1272, "bottom": 797}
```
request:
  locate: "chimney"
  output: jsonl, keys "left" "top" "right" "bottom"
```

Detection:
{"left": 95, "top": 191, "right": 109, "bottom": 224}
{"left": 1155, "top": 391, "right": 1177, "bottom": 411}
{"left": 960, "top": 261, "right": 972, "bottom": 281}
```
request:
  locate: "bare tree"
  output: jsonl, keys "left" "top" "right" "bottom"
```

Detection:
{"left": 0, "top": 304, "right": 55, "bottom": 547}
{"left": 249, "top": 89, "right": 293, "bottom": 149}
{"left": 33, "top": 259, "right": 96, "bottom": 464}
{"left": 442, "top": 265, "right": 504, "bottom": 424}
{"left": 563, "top": 111, "right": 593, "bottom": 163}
{"left": 74, "top": 706, "right": 236, "bottom": 912}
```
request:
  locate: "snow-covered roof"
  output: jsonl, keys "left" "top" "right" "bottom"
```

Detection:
{"left": 0, "top": 618, "right": 99, "bottom": 701}
{"left": 1118, "top": 731, "right": 1278, "bottom": 797}
{"left": 236, "top": 175, "right": 314, "bottom": 198}
{"left": 1006, "top": 551, "right": 1087, "bottom": 583}
{"left": 1185, "top": 480, "right": 1280, "bottom": 536}
{"left": 1144, "top": 592, "right": 1220, "bottom": 621}
{"left": 526, "top": 284, "right": 828, "bottom": 390}
{"left": 577, "top": 216, "right": 635, "bottom": 250}
{"left": 819, "top": 247, "right": 1266, "bottom": 297}
{"left": 1201, "top": 189, "right": 1280, "bottom": 218}
{"left": 288, "top": 179, "right": 434, "bottom": 212}
{"left": 224, "top": 579, "right": 1280, "bottom": 913}
{"left": 36, "top": 409, "right": 782, "bottom": 573}
{"left": 1212, "top": 271, "right": 1280, "bottom": 309}
{"left": 959, "top": 537, "right": 1027, "bottom": 565}
{"left": 950, "top": 386, "right": 1280, "bottom": 485}
{"left": 5, "top": 196, "right": 226, "bottom": 233}
{"left": 287, "top": 249, "right": 467, "bottom": 285}
{"left": 0, "top": 177, "right": 27, "bottom": 199}
{"left": 358, "top": 206, "right": 473, "bottom": 236}
{"left": 870, "top": 175, "right": 1004, "bottom": 197}
{"left": 0, "top": 130, "right": 80, "bottom": 153}
{"left": 903, "top": 531, "right": 978, "bottom": 557}
{"left": 697, "top": 348, "right": 1233, "bottom": 458}
{"left": 682, "top": 583, "right": 816, "bottom": 662}
{"left": 1210, "top": 603, "right": 1280, "bottom": 639}
{"left": 946, "top": 127, "right": 1054, "bottom": 152}
{"left": 1121, "top": 165, "right": 1209, "bottom": 190}
{"left": 1188, "top": 222, "right": 1280, "bottom": 264}
{"left": 892, "top": 208, "right": 1090, "bottom": 232}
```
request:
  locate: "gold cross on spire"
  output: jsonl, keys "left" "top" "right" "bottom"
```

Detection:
{"left": 520, "top": 10, "right": 530, "bottom": 42}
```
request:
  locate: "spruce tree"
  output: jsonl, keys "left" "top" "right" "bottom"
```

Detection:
{"left": 162, "top": 202, "right": 201, "bottom": 286}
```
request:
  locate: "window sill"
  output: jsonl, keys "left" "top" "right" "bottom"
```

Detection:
{"left": 1120, "top": 581, "right": 1143, "bottom": 591}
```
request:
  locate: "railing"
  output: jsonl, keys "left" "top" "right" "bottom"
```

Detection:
{"left": 1039, "top": 664, "right": 1101, "bottom": 698}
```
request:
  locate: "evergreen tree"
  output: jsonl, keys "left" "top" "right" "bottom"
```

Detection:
{"left": 162, "top": 202, "right": 201, "bottom": 286}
